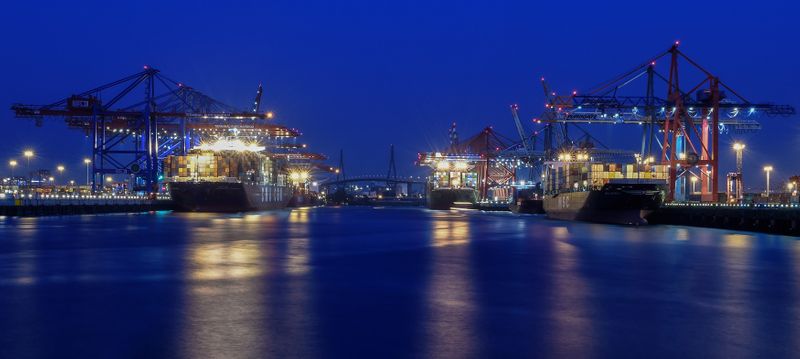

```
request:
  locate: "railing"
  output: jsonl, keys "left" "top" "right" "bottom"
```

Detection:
{"left": 0, "top": 193, "right": 171, "bottom": 206}
{"left": 665, "top": 202, "right": 800, "bottom": 209}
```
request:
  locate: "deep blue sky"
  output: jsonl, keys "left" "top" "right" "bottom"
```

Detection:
{"left": 1, "top": 0, "right": 798, "bottom": 190}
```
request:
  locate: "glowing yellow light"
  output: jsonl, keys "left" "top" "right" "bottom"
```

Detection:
{"left": 57, "top": 165, "right": 65, "bottom": 172}
{"left": 453, "top": 161, "right": 468, "bottom": 171}
{"left": 436, "top": 161, "right": 450, "bottom": 171}
{"left": 83, "top": 158, "right": 91, "bottom": 164}
{"left": 288, "top": 170, "right": 310, "bottom": 183}
{"left": 197, "top": 138, "right": 265, "bottom": 152}
{"left": 23, "top": 150, "right": 34, "bottom": 158}
{"left": 763, "top": 165, "right": 773, "bottom": 172}
{"left": 8, "top": 160, "right": 17, "bottom": 167}
{"left": 732, "top": 142, "right": 745, "bottom": 151}
{"left": 266, "top": 111, "right": 274, "bottom": 119}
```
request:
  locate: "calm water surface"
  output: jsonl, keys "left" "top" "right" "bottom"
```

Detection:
{"left": 1, "top": 207, "right": 799, "bottom": 358}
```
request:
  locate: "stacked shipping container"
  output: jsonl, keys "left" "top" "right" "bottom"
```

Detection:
{"left": 546, "top": 161, "right": 669, "bottom": 193}
{"left": 163, "top": 150, "right": 276, "bottom": 183}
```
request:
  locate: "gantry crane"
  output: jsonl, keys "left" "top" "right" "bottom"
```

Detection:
{"left": 540, "top": 43, "right": 795, "bottom": 202}
{"left": 11, "top": 67, "right": 296, "bottom": 192}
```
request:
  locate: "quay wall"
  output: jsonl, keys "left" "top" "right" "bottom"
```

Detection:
{"left": 0, "top": 195, "right": 174, "bottom": 216}
{"left": 648, "top": 203, "right": 800, "bottom": 236}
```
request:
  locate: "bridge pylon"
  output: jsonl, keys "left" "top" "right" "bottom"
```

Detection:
{"left": 337, "top": 149, "right": 346, "bottom": 181}
{"left": 387, "top": 144, "right": 397, "bottom": 180}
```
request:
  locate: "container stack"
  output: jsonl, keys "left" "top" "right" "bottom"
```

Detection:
{"left": 163, "top": 151, "right": 272, "bottom": 181}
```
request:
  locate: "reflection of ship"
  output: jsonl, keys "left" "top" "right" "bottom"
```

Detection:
{"left": 165, "top": 138, "right": 290, "bottom": 212}
{"left": 542, "top": 152, "right": 665, "bottom": 225}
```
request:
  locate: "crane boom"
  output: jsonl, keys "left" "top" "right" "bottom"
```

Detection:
{"left": 252, "top": 83, "right": 263, "bottom": 113}
{"left": 510, "top": 104, "right": 531, "bottom": 155}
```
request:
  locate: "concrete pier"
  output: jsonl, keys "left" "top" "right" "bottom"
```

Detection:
{"left": 0, "top": 194, "right": 174, "bottom": 216}
{"left": 648, "top": 203, "right": 800, "bottom": 236}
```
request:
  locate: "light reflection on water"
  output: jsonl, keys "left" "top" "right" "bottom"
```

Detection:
{"left": 188, "top": 241, "right": 265, "bottom": 281}
{"left": 286, "top": 208, "right": 311, "bottom": 275}
{"left": 547, "top": 227, "right": 595, "bottom": 358}
{"left": 179, "top": 208, "right": 317, "bottom": 358}
{"left": 180, "top": 213, "right": 271, "bottom": 358}
{"left": 1, "top": 208, "right": 800, "bottom": 357}
{"left": 423, "top": 215, "right": 476, "bottom": 358}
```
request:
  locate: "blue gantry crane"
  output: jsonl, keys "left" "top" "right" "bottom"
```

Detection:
{"left": 11, "top": 66, "right": 298, "bottom": 192}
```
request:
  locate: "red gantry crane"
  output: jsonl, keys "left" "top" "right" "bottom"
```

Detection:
{"left": 541, "top": 43, "right": 795, "bottom": 202}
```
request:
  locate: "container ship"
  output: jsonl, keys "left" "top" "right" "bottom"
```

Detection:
{"left": 164, "top": 138, "right": 290, "bottom": 212}
{"left": 542, "top": 152, "right": 665, "bottom": 225}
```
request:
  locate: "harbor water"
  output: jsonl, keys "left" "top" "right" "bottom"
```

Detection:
{"left": 1, "top": 207, "right": 799, "bottom": 358}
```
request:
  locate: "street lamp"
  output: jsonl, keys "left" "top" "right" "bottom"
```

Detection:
{"left": 690, "top": 176, "right": 698, "bottom": 194}
{"left": 764, "top": 165, "right": 774, "bottom": 197}
{"left": 56, "top": 165, "right": 65, "bottom": 186}
{"left": 8, "top": 160, "right": 17, "bottom": 178}
{"left": 84, "top": 158, "right": 91, "bottom": 186}
{"left": 732, "top": 142, "right": 745, "bottom": 173}
{"left": 23, "top": 150, "right": 34, "bottom": 189}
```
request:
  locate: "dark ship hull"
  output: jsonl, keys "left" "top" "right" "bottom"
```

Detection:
{"left": 427, "top": 188, "right": 479, "bottom": 210}
{"left": 169, "top": 182, "right": 290, "bottom": 212}
{"left": 510, "top": 199, "right": 545, "bottom": 214}
{"left": 543, "top": 182, "right": 663, "bottom": 225}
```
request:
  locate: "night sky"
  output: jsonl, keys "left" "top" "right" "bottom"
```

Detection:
{"left": 1, "top": 0, "right": 798, "bottom": 190}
